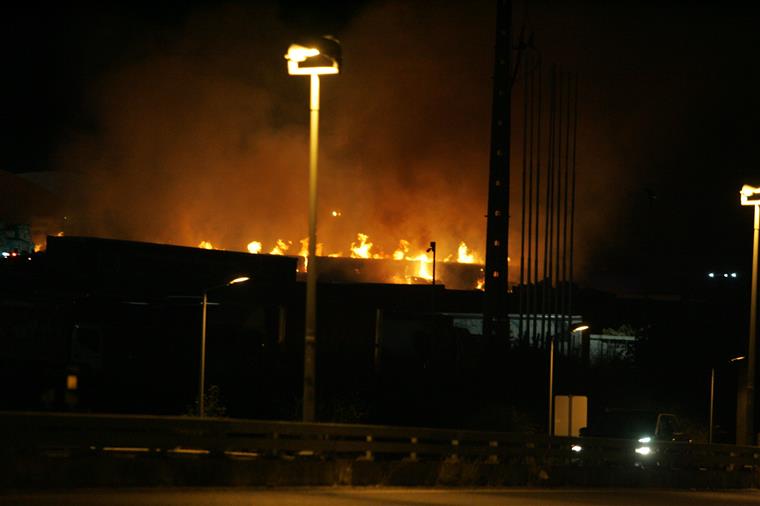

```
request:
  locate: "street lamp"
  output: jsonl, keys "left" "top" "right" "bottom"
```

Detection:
{"left": 710, "top": 355, "right": 745, "bottom": 444}
{"left": 285, "top": 36, "right": 341, "bottom": 422}
{"left": 199, "top": 276, "right": 250, "bottom": 417}
{"left": 548, "top": 322, "right": 589, "bottom": 435}
{"left": 738, "top": 184, "right": 760, "bottom": 444}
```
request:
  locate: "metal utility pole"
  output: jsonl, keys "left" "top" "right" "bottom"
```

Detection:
{"left": 483, "top": 0, "right": 512, "bottom": 342}
{"left": 285, "top": 38, "right": 341, "bottom": 422}
{"left": 738, "top": 185, "right": 760, "bottom": 445}
{"left": 303, "top": 73, "right": 320, "bottom": 423}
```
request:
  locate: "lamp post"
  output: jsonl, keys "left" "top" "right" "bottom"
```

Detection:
{"left": 548, "top": 322, "right": 589, "bottom": 435}
{"left": 285, "top": 37, "right": 340, "bottom": 422}
{"left": 199, "top": 276, "right": 250, "bottom": 417}
{"left": 710, "top": 355, "right": 745, "bottom": 444}
{"left": 426, "top": 241, "right": 437, "bottom": 286}
{"left": 738, "top": 184, "right": 760, "bottom": 445}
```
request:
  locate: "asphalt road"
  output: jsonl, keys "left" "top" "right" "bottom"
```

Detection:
{"left": 2, "top": 488, "right": 760, "bottom": 506}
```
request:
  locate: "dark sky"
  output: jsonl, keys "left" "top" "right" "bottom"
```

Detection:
{"left": 1, "top": 1, "right": 758, "bottom": 295}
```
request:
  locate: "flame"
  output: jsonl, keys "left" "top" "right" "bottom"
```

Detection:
{"left": 299, "top": 238, "right": 324, "bottom": 271}
{"left": 56, "top": 231, "right": 64, "bottom": 237}
{"left": 34, "top": 244, "right": 43, "bottom": 253}
{"left": 476, "top": 278, "right": 485, "bottom": 290}
{"left": 247, "top": 241, "right": 262, "bottom": 254}
{"left": 456, "top": 241, "right": 477, "bottom": 263}
{"left": 189, "top": 233, "right": 487, "bottom": 288}
{"left": 299, "top": 238, "right": 309, "bottom": 260}
{"left": 270, "top": 239, "right": 291, "bottom": 255}
{"left": 412, "top": 253, "right": 433, "bottom": 281}
{"left": 350, "top": 233, "right": 373, "bottom": 259}
{"left": 393, "top": 240, "right": 410, "bottom": 260}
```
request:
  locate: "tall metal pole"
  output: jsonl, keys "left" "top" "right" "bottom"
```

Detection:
{"left": 748, "top": 205, "right": 759, "bottom": 443}
{"left": 709, "top": 366, "right": 715, "bottom": 444}
{"left": 303, "top": 73, "right": 320, "bottom": 422}
{"left": 738, "top": 203, "right": 759, "bottom": 445}
{"left": 199, "top": 291, "right": 208, "bottom": 417}
{"left": 548, "top": 335, "right": 555, "bottom": 435}
{"left": 483, "top": 0, "right": 512, "bottom": 342}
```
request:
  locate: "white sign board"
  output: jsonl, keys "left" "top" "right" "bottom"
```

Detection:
{"left": 554, "top": 395, "right": 588, "bottom": 437}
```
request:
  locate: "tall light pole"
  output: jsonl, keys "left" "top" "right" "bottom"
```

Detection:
{"left": 710, "top": 355, "right": 745, "bottom": 444}
{"left": 199, "top": 276, "right": 250, "bottom": 417}
{"left": 738, "top": 184, "right": 760, "bottom": 444}
{"left": 549, "top": 322, "right": 588, "bottom": 435}
{"left": 285, "top": 37, "right": 340, "bottom": 422}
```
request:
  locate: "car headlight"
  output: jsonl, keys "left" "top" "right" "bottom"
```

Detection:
{"left": 635, "top": 445, "right": 652, "bottom": 456}
{"left": 637, "top": 436, "right": 652, "bottom": 443}
{"left": 571, "top": 444, "right": 583, "bottom": 453}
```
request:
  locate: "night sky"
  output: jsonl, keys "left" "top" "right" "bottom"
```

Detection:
{"left": 1, "top": 1, "right": 759, "bottom": 295}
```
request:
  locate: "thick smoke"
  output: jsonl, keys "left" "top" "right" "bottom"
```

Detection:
{"left": 54, "top": 0, "right": 701, "bottom": 285}
{"left": 56, "top": 2, "right": 502, "bottom": 263}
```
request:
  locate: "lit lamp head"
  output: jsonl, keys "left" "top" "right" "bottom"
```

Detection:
{"left": 285, "top": 36, "right": 341, "bottom": 76}
{"left": 740, "top": 184, "right": 760, "bottom": 206}
{"left": 570, "top": 323, "right": 590, "bottom": 333}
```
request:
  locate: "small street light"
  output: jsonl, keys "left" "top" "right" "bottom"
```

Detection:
{"left": 285, "top": 36, "right": 341, "bottom": 423}
{"left": 426, "top": 241, "right": 437, "bottom": 286}
{"left": 737, "top": 184, "right": 760, "bottom": 444}
{"left": 199, "top": 276, "right": 250, "bottom": 417}
{"left": 548, "top": 322, "right": 590, "bottom": 435}
{"left": 710, "top": 355, "right": 745, "bottom": 444}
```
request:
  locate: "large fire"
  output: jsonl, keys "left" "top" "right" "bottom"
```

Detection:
{"left": 197, "top": 232, "right": 486, "bottom": 289}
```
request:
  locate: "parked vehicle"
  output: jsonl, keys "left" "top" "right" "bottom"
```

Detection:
{"left": 576, "top": 409, "right": 691, "bottom": 468}
{"left": 581, "top": 408, "right": 690, "bottom": 443}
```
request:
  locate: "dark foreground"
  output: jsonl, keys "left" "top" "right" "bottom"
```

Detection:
{"left": 2, "top": 487, "right": 760, "bottom": 506}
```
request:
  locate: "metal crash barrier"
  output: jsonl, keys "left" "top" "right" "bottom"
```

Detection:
{"left": 0, "top": 411, "right": 758, "bottom": 488}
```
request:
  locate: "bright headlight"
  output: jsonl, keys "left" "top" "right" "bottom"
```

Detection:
{"left": 571, "top": 445, "right": 583, "bottom": 453}
{"left": 637, "top": 436, "right": 652, "bottom": 443}
{"left": 635, "top": 446, "right": 652, "bottom": 456}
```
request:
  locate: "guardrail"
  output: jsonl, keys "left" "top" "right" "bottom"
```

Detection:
{"left": 1, "top": 411, "right": 758, "bottom": 488}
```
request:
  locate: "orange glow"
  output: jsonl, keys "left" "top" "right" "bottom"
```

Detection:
{"left": 270, "top": 239, "right": 291, "bottom": 255}
{"left": 247, "top": 241, "right": 262, "bottom": 254}
{"left": 412, "top": 253, "right": 433, "bottom": 280}
{"left": 34, "top": 244, "right": 42, "bottom": 253}
{"left": 298, "top": 238, "right": 309, "bottom": 271}
{"left": 456, "top": 241, "right": 477, "bottom": 263}
{"left": 350, "top": 233, "right": 373, "bottom": 259}
{"left": 56, "top": 231, "right": 64, "bottom": 237}
{"left": 189, "top": 233, "right": 489, "bottom": 288}
{"left": 393, "top": 240, "right": 410, "bottom": 260}
{"left": 297, "top": 238, "right": 323, "bottom": 272}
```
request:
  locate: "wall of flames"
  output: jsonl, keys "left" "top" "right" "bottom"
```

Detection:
{"left": 197, "top": 231, "right": 486, "bottom": 289}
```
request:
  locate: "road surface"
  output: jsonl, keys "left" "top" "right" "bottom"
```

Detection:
{"left": 2, "top": 488, "right": 760, "bottom": 505}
